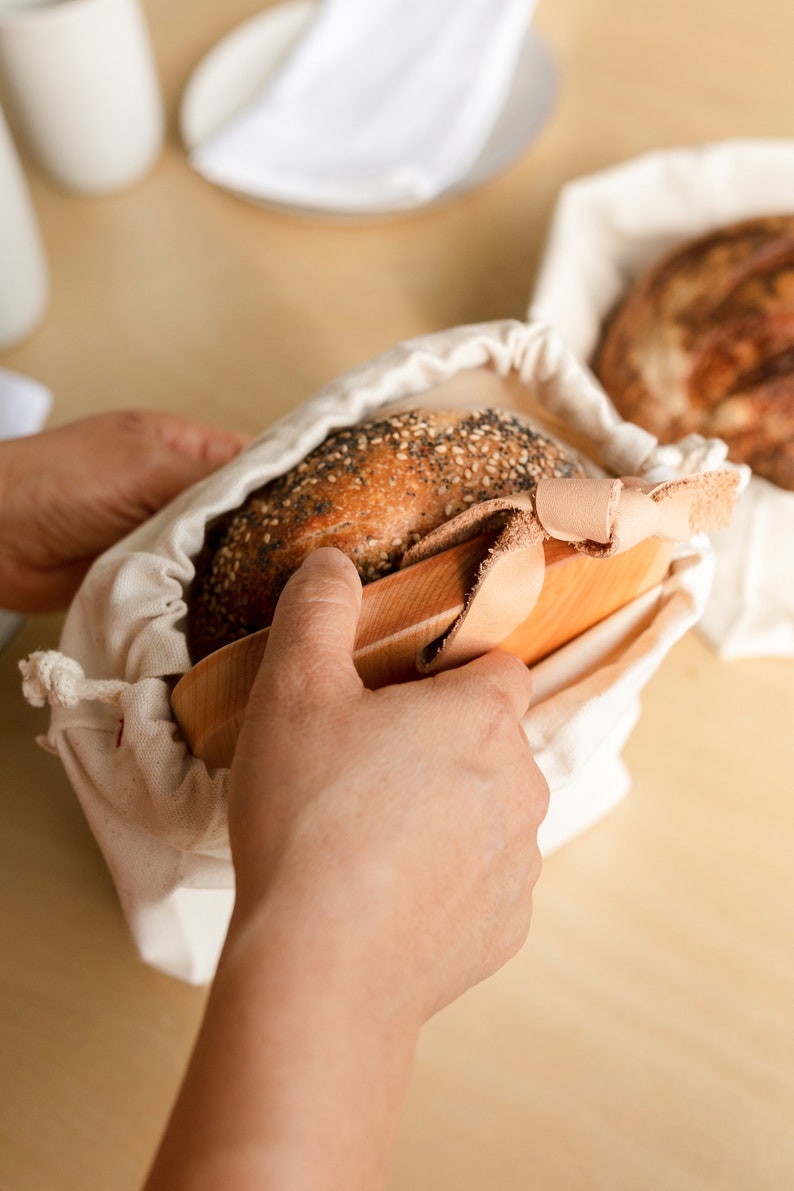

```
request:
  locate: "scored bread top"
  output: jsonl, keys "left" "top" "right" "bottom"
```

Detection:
{"left": 187, "top": 406, "right": 586, "bottom": 661}
{"left": 594, "top": 214, "right": 794, "bottom": 490}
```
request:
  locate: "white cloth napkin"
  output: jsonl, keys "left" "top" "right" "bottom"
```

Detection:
{"left": 0, "top": 365, "right": 53, "bottom": 648}
{"left": 191, "top": 0, "right": 537, "bottom": 212}
{"left": 529, "top": 140, "right": 794, "bottom": 660}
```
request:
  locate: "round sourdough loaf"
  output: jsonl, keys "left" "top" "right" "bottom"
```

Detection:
{"left": 187, "top": 405, "right": 585, "bottom": 661}
{"left": 594, "top": 214, "right": 794, "bottom": 490}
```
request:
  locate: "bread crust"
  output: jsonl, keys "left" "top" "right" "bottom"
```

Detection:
{"left": 594, "top": 214, "right": 794, "bottom": 489}
{"left": 187, "top": 406, "right": 585, "bottom": 661}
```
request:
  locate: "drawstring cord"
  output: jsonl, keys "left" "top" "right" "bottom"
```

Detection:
{"left": 19, "top": 650, "right": 130, "bottom": 709}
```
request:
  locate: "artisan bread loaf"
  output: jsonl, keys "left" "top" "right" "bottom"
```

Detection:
{"left": 594, "top": 214, "right": 794, "bottom": 490}
{"left": 187, "top": 406, "right": 585, "bottom": 661}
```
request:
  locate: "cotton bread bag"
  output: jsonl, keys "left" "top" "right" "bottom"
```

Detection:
{"left": 529, "top": 138, "right": 794, "bottom": 659}
{"left": 21, "top": 319, "right": 737, "bottom": 983}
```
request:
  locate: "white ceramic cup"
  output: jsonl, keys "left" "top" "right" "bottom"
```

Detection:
{"left": 0, "top": 103, "right": 48, "bottom": 349}
{"left": 0, "top": 0, "right": 164, "bottom": 194}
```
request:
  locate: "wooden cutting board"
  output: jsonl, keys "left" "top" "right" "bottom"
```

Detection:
{"left": 171, "top": 534, "right": 674, "bottom": 769}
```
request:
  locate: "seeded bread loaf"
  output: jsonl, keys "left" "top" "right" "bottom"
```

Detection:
{"left": 594, "top": 214, "right": 794, "bottom": 490}
{"left": 187, "top": 406, "right": 586, "bottom": 661}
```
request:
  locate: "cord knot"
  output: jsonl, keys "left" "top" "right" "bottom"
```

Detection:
{"left": 19, "top": 650, "right": 130, "bottom": 709}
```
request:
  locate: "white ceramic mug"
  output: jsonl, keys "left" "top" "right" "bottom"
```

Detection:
{"left": 0, "top": 104, "right": 47, "bottom": 349}
{"left": 0, "top": 0, "right": 164, "bottom": 194}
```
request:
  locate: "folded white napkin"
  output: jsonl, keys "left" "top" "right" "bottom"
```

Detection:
{"left": 529, "top": 140, "right": 794, "bottom": 659}
{"left": 0, "top": 365, "right": 53, "bottom": 648}
{"left": 191, "top": 0, "right": 537, "bottom": 212}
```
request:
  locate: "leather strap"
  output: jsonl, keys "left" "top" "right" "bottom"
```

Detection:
{"left": 409, "top": 469, "right": 739, "bottom": 673}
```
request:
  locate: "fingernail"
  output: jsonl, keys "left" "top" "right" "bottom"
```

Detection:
{"left": 301, "top": 547, "right": 353, "bottom": 572}
{"left": 205, "top": 432, "right": 250, "bottom": 466}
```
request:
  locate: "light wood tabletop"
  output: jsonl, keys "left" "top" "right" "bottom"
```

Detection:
{"left": 1, "top": 1, "right": 793, "bottom": 1188}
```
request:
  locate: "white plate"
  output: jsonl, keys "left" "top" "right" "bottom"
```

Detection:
{"left": 179, "top": 0, "right": 558, "bottom": 218}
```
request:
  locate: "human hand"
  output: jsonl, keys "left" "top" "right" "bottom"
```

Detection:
{"left": 144, "top": 548, "right": 548, "bottom": 1190}
{"left": 228, "top": 547, "right": 549, "bottom": 1023}
{"left": 0, "top": 410, "right": 249, "bottom": 612}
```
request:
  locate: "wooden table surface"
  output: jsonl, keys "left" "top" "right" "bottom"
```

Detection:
{"left": 1, "top": 1, "right": 793, "bottom": 1188}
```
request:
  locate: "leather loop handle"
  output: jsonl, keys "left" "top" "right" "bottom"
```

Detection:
{"left": 410, "top": 468, "right": 739, "bottom": 674}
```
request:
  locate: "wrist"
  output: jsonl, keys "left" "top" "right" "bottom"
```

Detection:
{"left": 147, "top": 884, "right": 422, "bottom": 1191}
{"left": 223, "top": 872, "right": 426, "bottom": 1041}
{"left": 228, "top": 815, "right": 437, "bottom": 1029}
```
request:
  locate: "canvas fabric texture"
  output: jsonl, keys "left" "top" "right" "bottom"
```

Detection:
{"left": 529, "top": 138, "right": 794, "bottom": 659}
{"left": 21, "top": 320, "right": 735, "bottom": 983}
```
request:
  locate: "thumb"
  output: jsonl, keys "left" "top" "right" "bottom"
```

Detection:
{"left": 252, "top": 548, "right": 364, "bottom": 707}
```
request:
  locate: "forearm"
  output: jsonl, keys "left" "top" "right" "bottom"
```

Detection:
{"left": 143, "top": 887, "right": 422, "bottom": 1191}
